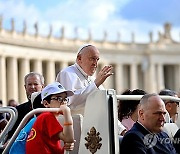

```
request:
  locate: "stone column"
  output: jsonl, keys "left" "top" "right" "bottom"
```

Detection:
{"left": 7, "top": 57, "right": 18, "bottom": 102}
{"left": 60, "top": 61, "right": 68, "bottom": 70}
{"left": 130, "top": 63, "right": 138, "bottom": 89}
{"left": 54, "top": 61, "right": 69, "bottom": 81}
{"left": 0, "top": 56, "right": 7, "bottom": 105}
{"left": 46, "top": 60, "right": 55, "bottom": 84}
{"left": 174, "top": 65, "right": 180, "bottom": 91}
{"left": 115, "top": 64, "right": 124, "bottom": 94}
{"left": 157, "top": 63, "right": 165, "bottom": 92}
{"left": 144, "top": 63, "right": 156, "bottom": 92}
{"left": 19, "top": 58, "right": 30, "bottom": 103}
{"left": 32, "top": 59, "right": 42, "bottom": 74}
{"left": 57, "top": 61, "right": 68, "bottom": 76}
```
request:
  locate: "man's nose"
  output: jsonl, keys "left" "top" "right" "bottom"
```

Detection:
{"left": 162, "top": 116, "right": 165, "bottom": 121}
{"left": 93, "top": 59, "right": 98, "bottom": 65}
{"left": 160, "top": 114, "right": 166, "bottom": 121}
{"left": 31, "top": 84, "right": 35, "bottom": 88}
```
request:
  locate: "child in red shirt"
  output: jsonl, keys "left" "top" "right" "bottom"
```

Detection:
{"left": 26, "top": 82, "right": 74, "bottom": 154}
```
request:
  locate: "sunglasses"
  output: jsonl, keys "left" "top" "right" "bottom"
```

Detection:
{"left": 168, "top": 101, "right": 179, "bottom": 106}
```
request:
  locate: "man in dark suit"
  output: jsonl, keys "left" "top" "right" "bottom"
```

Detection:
{"left": 120, "top": 93, "right": 176, "bottom": 154}
{"left": 8, "top": 72, "right": 45, "bottom": 138}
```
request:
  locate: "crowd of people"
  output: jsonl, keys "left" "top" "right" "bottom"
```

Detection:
{"left": 0, "top": 44, "right": 180, "bottom": 153}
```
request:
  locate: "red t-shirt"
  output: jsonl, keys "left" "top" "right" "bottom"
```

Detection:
{"left": 26, "top": 112, "right": 64, "bottom": 154}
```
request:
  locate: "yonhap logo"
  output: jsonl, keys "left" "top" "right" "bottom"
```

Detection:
{"left": 143, "top": 134, "right": 157, "bottom": 148}
{"left": 144, "top": 133, "right": 180, "bottom": 149}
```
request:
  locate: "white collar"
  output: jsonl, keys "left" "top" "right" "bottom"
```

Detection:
{"left": 75, "top": 63, "right": 89, "bottom": 80}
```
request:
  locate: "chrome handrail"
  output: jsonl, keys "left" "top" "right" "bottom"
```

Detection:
{"left": 117, "top": 95, "right": 180, "bottom": 102}
{"left": 0, "top": 107, "right": 18, "bottom": 148}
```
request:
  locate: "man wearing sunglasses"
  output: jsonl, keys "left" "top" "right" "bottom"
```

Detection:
{"left": 159, "top": 89, "right": 179, "bottom": 123}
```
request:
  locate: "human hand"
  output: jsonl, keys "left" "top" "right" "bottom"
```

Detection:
{"left": 94, "top": 65, "right": 113, "bottom": 87}
{"left": 57, "top": 105, "right": 71, "bottom": 115}
{"left": 64, "top": 140, "right": 76, "bottom": 151}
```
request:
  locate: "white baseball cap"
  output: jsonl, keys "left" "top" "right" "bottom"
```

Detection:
{"left": 41, "top": 82, "right": 74, "bottom": 101}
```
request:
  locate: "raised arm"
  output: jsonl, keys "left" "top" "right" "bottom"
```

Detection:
{"left": 58, "top": 105, "right": 74, "bottom": 143}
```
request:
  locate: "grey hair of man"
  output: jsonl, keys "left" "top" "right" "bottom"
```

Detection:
{"left": 139, "top": 93, "right": 159, "bottom": 110}
{"left": 24, "top": 72, "right": 44, "bottom": 85}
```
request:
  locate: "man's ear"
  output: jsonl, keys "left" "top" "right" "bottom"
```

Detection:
{"left": 42, "top": 84, "right": 45, "bottom": 89}
{"left": 77, "top": 55, "right": 81, "bottom": 61}
{"left": 138, "top": 109, "right": 144, "bottom": 120}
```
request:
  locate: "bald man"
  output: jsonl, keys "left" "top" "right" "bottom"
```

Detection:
{"left": 56, "top": 44, "right": 113, "bottom": 115}
{"left": 120, "top": 93, "right": 176, "bottom": 154}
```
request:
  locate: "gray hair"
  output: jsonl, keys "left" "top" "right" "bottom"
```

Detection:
{"left": 139, "top": 93, "right": 158, "bottom": 109}
{"left": 24, "top": 72, "right": 44, "bottom": 85}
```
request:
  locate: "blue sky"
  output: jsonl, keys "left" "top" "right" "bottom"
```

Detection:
{"left": 0, "top": 0, "right": 180, "bottom": 43}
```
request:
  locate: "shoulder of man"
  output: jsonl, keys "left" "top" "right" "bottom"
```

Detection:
{"left": 122, "top": 122, "right": 148, "bottom": 142}
{"left": 61, "top": 64, "right": 76, "bottom": 73}
{"left": 56, "top": 64, "right": 76, "bottom": 81}
{"left": 120, "top": 130, "right": 147, "bottom": 154}
{"left": 16, "top": 101, "right": 31, "bottom": 111}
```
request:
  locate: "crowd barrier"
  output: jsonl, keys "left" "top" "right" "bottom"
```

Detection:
{"left": 0, "top": 107, "right": 18, "bottom": 149}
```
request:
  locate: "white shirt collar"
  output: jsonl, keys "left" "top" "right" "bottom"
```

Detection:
{"left": 75, "top": 63, "right": 89, "bottom": 79}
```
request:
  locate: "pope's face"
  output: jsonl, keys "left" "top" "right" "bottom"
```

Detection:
{"left": 77, "top": 46, "right": 100, "bottom": 76}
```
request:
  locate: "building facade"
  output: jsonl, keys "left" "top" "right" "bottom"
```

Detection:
{"left": 0, "top": 19, "right": 180, "bottom": 105}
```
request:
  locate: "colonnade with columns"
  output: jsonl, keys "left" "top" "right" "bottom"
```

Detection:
{"left": 1, "top": 21, "right": 180, "bottom": 105}
{"left": 1, "top": 51, "right": 180, "bottom": 106}
{"left": 0, "top": 55, "right": 141, "bottom": 104}
{"left": 0, "top": 55, "right": 70, "bottom": 104}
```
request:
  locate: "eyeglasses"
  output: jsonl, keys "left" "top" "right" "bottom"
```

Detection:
{"left": 167, "top": 101, "right": 179, "bottom": 106}
{"left": 174, "top": 101, "right": 179, "bottom": 106}
{"left": 50, "top": 97, "right": 69, "bottom": 104}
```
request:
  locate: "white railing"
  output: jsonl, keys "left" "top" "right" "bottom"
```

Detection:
{"left": 117, "top": 95, "right": 180, "bottom": 102}
{"left": 0, "top": 107, "right": 18, "bottom": 149}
